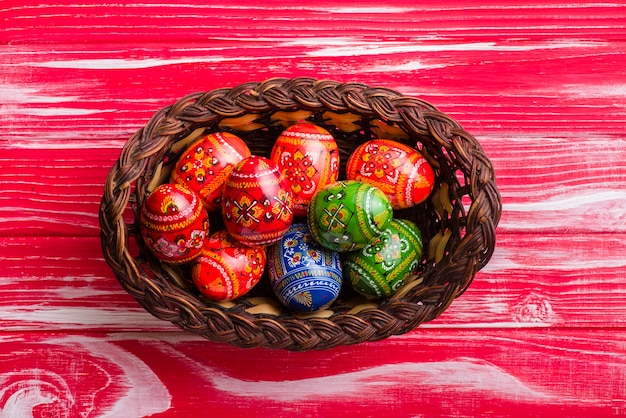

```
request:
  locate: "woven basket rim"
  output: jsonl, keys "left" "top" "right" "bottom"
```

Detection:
{"left": 99, "top": 77, "right": 502, "bottom": 351}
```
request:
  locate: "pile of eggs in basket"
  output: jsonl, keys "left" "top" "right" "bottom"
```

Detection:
{"left": 139, "top": 122, "right": 435, "bottom": 313}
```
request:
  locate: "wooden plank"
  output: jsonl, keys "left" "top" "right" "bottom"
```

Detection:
{"left": 0, "top": 147, "right": 120, "bottom": 236}
{"left": 5, "top": 1, "right": 626, "bottom": 44}
{"left": 2, "top": 133, "right": 625, "bottom": 236}
{"left": 445, "top": 232, "right": 626, "bottom": 327}
{"left": 0, "top": 236, "right": 171, "bottom": 332}
{"left": 3, "top": 42, "right": 625, "bottom": 138}
{"left": 486, "top": 134, "right": 626, "bottom": 233}
{"left": 2, "top": 2, "right": 625, "bottom": 143}
{"left": 1, "top": 329, "right": 624, "bottom": 416}
{"left": 2, "top": 233, "right": 626, "bottom": 331}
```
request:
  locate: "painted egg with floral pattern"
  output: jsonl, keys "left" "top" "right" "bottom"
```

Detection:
{"left": 267, "top": 223, "right": 342, "bottom": 313}
{"left": 343, "top": 218, "right": 424, "bottom": 300}
{"left": 346, "top": 139, "right": 435, "bottom": 209}
{"left": 270, "top": 123, "right": 339, "bottom": 216}
{"left": 191, "top": 230, "right": 266, "bottom": 301}
{"left": 222, "top": 156, "right": 294, "bottom": 246}
{"left": 307, "top": 180, "right": 392, "bottom": 252}
{"left": 170, "top": 132, "right": 251, "bottom": 212}
{"left": 139, "top": 183, "right": 209, "bottom": 264}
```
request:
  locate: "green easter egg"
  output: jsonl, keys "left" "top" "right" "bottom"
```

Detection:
{"left": 343, "top": 218, "right": 424, "bottom": 300}
{"left": 307, "top": 180, "right": 392, "bottom": 252}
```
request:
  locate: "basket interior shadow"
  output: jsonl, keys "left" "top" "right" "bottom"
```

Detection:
{"left": 99, "top": 77, "right": 502, "bottom": 351}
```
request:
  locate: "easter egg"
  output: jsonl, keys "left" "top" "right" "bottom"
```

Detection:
{"left": 139, "top": 183, "right": 209, "bottom": 264}
{"left": 191, "top": 230, "right": 266, "bottom": 301}
{"left": 270, "top": 123, "right": 339, "bottom": 216}
{"left": 222, "top": 155, "right": 294, "bottom": 246}
{"left": 170, "top": 132, "right": 251, "bottom": 212}
{"left": 346, "top": 139, "right": 435, "bottom": 209}
{"left": 267, "top": 223, "right": 342, "bottom": 313}
{"left": 343, "top": 218, "right": 424, "bottom": 300}
{"left": 307, "top": 180, "right": 392, "bottom": 252}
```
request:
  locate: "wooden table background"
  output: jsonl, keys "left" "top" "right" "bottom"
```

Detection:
{"left": 2, "top": 1, "right": 626, "bottom": 416}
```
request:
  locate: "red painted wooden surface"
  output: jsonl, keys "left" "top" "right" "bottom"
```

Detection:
{"left": 2, "top": 1, "right": 626, "bottom": 416}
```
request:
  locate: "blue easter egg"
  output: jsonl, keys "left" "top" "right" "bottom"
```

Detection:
{"left": 267, "top": 223, "right": 343, "bottom": 313}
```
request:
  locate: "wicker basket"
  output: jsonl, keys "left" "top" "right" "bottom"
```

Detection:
{"left": 99, "top": 77, "right": 501, "bottom": 351}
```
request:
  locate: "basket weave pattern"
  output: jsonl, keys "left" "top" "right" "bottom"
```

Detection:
{"left": 100, "top": 77, "right": 501, "bottom": 351}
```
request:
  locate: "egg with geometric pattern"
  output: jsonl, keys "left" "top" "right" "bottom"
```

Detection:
{"left": 267, "top": 223, "right": 343, "bottom": 313}
{"left": 307, "top": 180, "right": 392, "bottom": 252}
{"left": 346, "top": 139, "right": 435, "bottom": 209}
{"left": 139, "top": 183, "right": 209, "bottom": 264}
{"left": 221, "top": 156, "right": 294, "bottom": 246}
{"left": 342, "top": 218, "right": 424, "bottom": 300}
{"left": 270, "top": 123, "right": 339, "bottom": 216}
{"left": 191, "top": 230, "right": 266, "bottom": 301}
{"left": 171, "top": 131, "right": 251, "bottom": 212}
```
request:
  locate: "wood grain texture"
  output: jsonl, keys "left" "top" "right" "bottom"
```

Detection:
{"left": 3, "top": 234, "right": 626, "bottom": 331}
{"left": 2, "top": 0, "right": 626, "bottom": 416}
{"left": 1, "top": 330, "right": 625, "bottom": 417}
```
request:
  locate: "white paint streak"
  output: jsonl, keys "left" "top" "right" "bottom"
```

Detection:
{"left": 0, "top": 370, "right": 75, "bottom": 418}
{"left": 0, "top": 336, "right": 171, "bottom": 417}
{"left": 0, "top": 216, "right": 100, "bottom": 230}
{"left": 0, "top": 84, "right": 113, "bottom": 117}
{"left": 214, "top": 358, "right": 552, "bottom": 401}
{"left": 0, "top": 85, "right": 79, "bottom": 104}
{"left": 419, "top": 321, "right": 554, "bottom": 329}
{"left": 14, "top": 56, "right": 246, "bottom": 70}
{"left": 482, "top": 245, "right": 626, "bottom": 273}
{"left": 503, "top": 189, "right": 626, "bottom": 212}
{"left": 1, "top": 106, "right": 116, "bottom": 116}
{"left": 0, "top": 283, "right": 113, "bottom": 301}
{"left": 561, "top": 83, "right": 626, "bottom": 98}
{"left": 3, "top": 139, "right": 128, "bottom": 149}
{"left": 497, "top": 217, "right": 626, "bottom": 233}
{"left": 359, "top": 60, "right": 449, "bottom": 73}
{"left": 53, "top": 336, "right": 171, "bottom": 417}
{"left": 51, "top": 286, "right": 114, "bottom": 299}
{"left": 153, "top": 342, "right": 553, "bottom": 402}
{"left": 324, "top": 6, "right": 415, "bottom": 13}
{"left": 297, "top": 39, "right": 607, "bottom": 57}
{"left": 0, "top": 307, "right": 166, "bottom": 327}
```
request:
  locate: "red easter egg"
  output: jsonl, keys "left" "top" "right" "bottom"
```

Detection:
{"left": 170, "top": 132, "right": 251, "bottom": 212}
{"left": 222, "top": 156, "right": 294, "bottom": 246}
{"left": 346, "top": 139, "right": 435, "bottom": 209}
{"left": 270, "top": 123, "right": 339, "bottom": 216}
{"left": 191, "top": 231, "right": 266, "bottom": 301}
{"left": 139, "top": 183, "right": 209, "bottom": 264}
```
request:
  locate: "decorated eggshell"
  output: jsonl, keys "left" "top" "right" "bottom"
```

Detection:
{"left": 170, "top": 132, "right": 251, "bottom": 212}
{"left": 346, "top": 139, "right": 435, "bottom": 209}
{"left": 139, "top": 183, "right": 209, "bottom": 264}
{"left": 270, "top": 123, "right": 339, "bottom": 216}
{"left": 222, "top": 156, "right": 294, "bottom": 246}
{"left": 343, "top": 218, "right": 424, "bottom": 300}
{"left": 191, "top": 230, "right": 266, "bottom": 301}
{"left": 267, "top": 223, "right": 342, "bottom": 313}
{"left": 307, "top": 180, "right": 392, "bottom": 252}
